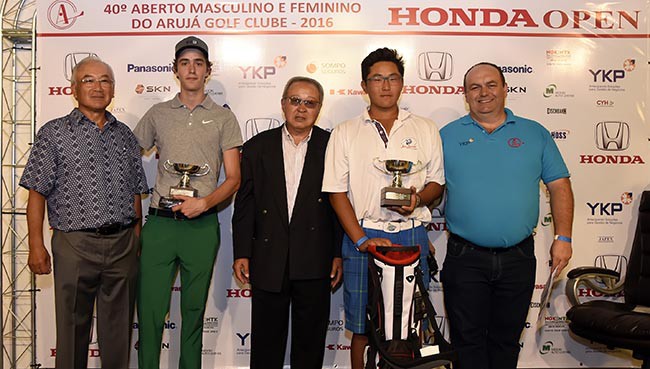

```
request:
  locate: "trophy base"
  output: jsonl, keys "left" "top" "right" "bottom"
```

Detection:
{"left": 170, "top": 187, "right": 198, "bottom": 197}
{"left": 380, "top": 187, "right": 412, "bottom": 207}
{"left": 159, "top": 197, "right": 183, "bottom": 209}
{"left": 159, "top": 187, "right": 199, "bottom": 209}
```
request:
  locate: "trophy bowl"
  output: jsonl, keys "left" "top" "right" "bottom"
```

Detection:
{"left": 373, "top": 158, "right": 422, "bottom": 207}
{"left": 159, "top": 161, "right": 211, "bottom": 209}
{"left": 172, "top": 163, "right": 205, "bottom": 175}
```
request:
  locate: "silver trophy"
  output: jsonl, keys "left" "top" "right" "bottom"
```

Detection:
{"left": 373, "top": 158, "right": 423, "bottom": 207}
{"left": 159, "top": 160, "right": 211, "bottom": 209}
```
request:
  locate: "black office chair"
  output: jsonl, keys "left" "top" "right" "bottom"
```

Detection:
{"left": 565, "top": 190, "right": 650, "bottom": 368}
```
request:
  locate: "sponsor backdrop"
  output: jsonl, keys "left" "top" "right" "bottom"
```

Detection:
{"left": 36, "top": 0, "right": 649, "bottom": 368}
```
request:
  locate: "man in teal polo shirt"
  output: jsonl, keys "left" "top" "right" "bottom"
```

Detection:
{"left": 440, "top": 62, "right": 574, "bottom": 369}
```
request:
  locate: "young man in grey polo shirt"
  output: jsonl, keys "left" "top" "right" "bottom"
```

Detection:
{"left": 134, "top": 36, "right": 243, "bottom": 369}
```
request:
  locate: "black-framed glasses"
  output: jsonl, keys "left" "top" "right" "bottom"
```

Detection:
{"left": 284, "top": 96, "right": 320, "bottom": 109}
{"left": 366, "top": 74, "right": 403, "bottom": 84}
{"left": 79, "top": 77, "right": 114, "bottom": 88}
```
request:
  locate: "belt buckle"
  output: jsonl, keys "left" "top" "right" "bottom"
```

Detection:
{"left": 96, "top": 223, "right": 117, "bottom": 235}
{"left": 383, "top": 222, "right": 399, "bottom": 233}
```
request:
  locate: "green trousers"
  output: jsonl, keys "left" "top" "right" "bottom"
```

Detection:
{"left": 137, "top": 213, "right": 220, "bottom": 369}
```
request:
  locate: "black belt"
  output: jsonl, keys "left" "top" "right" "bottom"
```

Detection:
{"left": 449, "top": 233, "right": 533, "bottom": 253}
{"left": 148, "top": 207, "right": 217, "bottom": 220}
{"left": 76, "top": 218, "right": 139, "bottom": 235}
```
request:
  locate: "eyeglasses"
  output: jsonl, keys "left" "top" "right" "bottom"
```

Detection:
{"left": 79, "top": 77, "right": 114, "bottom": 88}
{"left": 366, "top": 74, "right": 403, "bottom": 85}
{"left": 284, "top": 96, "right": 320, "bottom": 109}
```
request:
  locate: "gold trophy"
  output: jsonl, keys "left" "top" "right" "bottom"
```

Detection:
{"left": 159, "top": 160, "right": 211, "bottom": 209}
{"left": 373, "top": 158, "right": 423, "bottom": 207}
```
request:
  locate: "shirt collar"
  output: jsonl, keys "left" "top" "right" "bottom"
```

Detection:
{"left": 70, "top": 108, "right": 117, "bottom": 128}
{"left": 282, "top": 123, "right": 312, "bottom": 145}
{"left": 171, "top": 93, "right": 215, "bottom": 109}
{"left": 461, "top": 108, "right": 516, "bottom": 127}
{"left": 362, "top": 108, "right": 411, "bottom": 124}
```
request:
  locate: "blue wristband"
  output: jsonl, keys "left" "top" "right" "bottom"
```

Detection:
{"left": 554, "top": 235, "right": 572, "bottom": 243}
{"left": 354, "top": 236, "right": 369, "bottom": 251}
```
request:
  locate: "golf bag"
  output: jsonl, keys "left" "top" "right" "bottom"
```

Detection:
{"left": 366, "top": 245, "right": 456, "bottom": 369}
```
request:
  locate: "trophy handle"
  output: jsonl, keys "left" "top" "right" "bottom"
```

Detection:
{"left": 163, "top": 160, "right": 178, "bottom": 174}
{"left": 406, "top": 160, "right": 424, "bottom": 176}
{"left": 193, "top": 164, "right": 211, "bottom": 177}
{"left": 372, "top": 157, "right": 389, "bottom": 174}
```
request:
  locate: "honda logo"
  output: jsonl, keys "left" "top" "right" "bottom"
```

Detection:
{"left": 417, "top": 52, "right": 453, "bottom": 81}
{"left": 595, "top": 121, "right": 630, "bottom": 151}
{"left": 245, "top": 118, "right": 281, "bottom": 140}
{"left": 64, "top": 52, "right": 98, "bottom": 81}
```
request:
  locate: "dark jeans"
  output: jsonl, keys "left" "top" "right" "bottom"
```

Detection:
{"left": 441, "top": 234, "right": 536, "bottom": 369}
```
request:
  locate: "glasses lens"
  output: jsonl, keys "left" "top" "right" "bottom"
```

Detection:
{"left": 287, "top": 97, "right": 319, "bottom": 109}
{"left": 303, "top": 100, "right": 317, "bottom": 109}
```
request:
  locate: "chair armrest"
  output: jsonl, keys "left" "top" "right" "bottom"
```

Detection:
{"left": 565, "top": 266, "right": 623, "bottom": 306}
{"left": 567, "top": 266, "right": 620, "bottom": 280}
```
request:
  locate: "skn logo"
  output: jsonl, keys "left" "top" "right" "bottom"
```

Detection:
{"left": 417, "top": 52, "right": 453, "bottom": 81}
{"left": 595, "top": 121, "right": 629, "bottom": 151}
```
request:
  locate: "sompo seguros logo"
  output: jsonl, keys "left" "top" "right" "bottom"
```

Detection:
{"left": 48, "top": 0, "right": 84, "bottom": 30}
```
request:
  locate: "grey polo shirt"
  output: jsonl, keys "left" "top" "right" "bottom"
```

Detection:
{"left": 135, "top": 94, "right": 243, "bottom": 208}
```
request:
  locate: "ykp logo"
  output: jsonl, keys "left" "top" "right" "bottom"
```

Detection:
{"left": 589, "top": 69, "right": 625, "bottom": 82}
{"left": 587, "top": 202, "right": 623, "bottom": 216}
{"left": 417, "top": 52, "right": 453, "bottom": 81}
{"left": 236, "top": 333, "right": 250, "bottom": 346}
{"left": 595, "top": 121, "right": 629, "bottom": 151}
{"left": 239, "top": 66, "right": 276, "bottom": 79}
{"left": 239, "top": 57, "right": 286, "bottom": 79}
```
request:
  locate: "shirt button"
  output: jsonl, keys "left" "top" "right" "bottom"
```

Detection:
{"left": 317, "top": 198, "right": 323, "bottom": 203}
{"left": 262, "top": 209, "right": 268, "bottom": 214}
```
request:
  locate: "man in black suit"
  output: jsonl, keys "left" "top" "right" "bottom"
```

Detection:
{"left": 232, "top": 76, "right": 343, "bottom": 369}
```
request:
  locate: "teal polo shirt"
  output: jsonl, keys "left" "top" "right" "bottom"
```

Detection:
{"left": 440, "top": 109, "right": 569, "bottom": 247}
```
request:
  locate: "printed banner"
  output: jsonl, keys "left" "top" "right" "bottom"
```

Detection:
{"left": 36, "top": 1, "right": 649, "bottom": 368}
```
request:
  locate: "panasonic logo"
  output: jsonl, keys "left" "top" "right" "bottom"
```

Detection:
{"left": 127, "top": 63, "right": 173, "bottom": 73}
{"left": 500, "top": 65, "right": 533, "bottom": 73}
